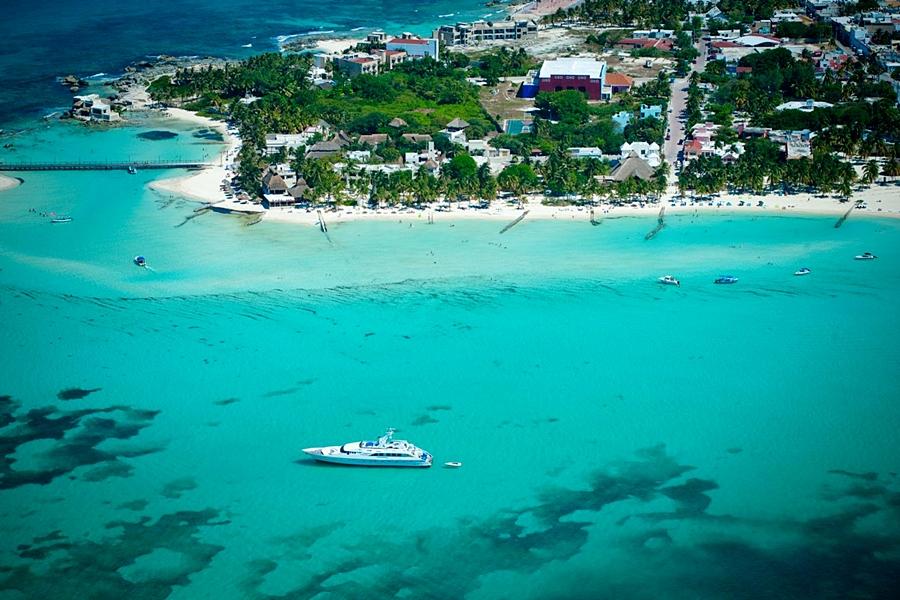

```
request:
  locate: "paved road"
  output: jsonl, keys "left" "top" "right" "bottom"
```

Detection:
{"left": 663, "top": 37, "right": 707, "bottom": 182}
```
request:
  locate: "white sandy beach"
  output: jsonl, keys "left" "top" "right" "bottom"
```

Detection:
{"left": 314, "top": 38, "right": 364, "bottom": 54}
{"left": 260, "top": 183, "right": 900, "bottom": 228}
{"left": 0, "top": 174, "right": 23, "bottom": 192}
{"left": 148, "top": 108, "right": 241, "bottom": 204}
{"left": 143, "top": 107, "right": 900, "bottom": 225}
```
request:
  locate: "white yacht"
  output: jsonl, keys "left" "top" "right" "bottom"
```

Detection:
{"left": 854, "top": 252, "right": 877, "bottom": 260}
{"left": 303, "top": 428, "right": 432, "bottom": 467}
{"left": 657, "top": 275, "right": 680, "bottom": 286}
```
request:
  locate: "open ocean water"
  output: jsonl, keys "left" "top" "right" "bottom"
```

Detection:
{"left": 1, "top": 4, "right": 900, "bottom": 597}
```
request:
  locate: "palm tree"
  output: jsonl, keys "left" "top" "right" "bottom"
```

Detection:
{"left": 863, "top": 160, "right": 880, "bottom": 185}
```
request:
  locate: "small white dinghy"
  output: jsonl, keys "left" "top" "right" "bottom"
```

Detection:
{"left": 444, "top": 461, "right": 463, "bottom": 468}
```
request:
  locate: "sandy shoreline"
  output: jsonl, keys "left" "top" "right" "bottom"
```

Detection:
{"left": 141, "top": 108, "right": 900, "bottom": 225}
{"left": 148, "top": 108, "right": 241, "bottom": 203}
{"left": 0, "top": 174, "right": 23, "bottom": 192}
{"left": 259, "top": 183, "right": 900, "bottom": 227}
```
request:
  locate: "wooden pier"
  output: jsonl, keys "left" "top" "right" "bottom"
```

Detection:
{"left": 499, "top": 210, "right": 529, "bottom": 234}
{"left": 0, "top": 160, "right": 212, "bottom": 172}
{"left": 834, "top": 204, "right": 855, "bottom": 229}
{"left": 645, "top": 206, "right": 666, "bottom": 240}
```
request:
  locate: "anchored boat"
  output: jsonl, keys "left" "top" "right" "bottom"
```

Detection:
{"left": 794, "top": 267, "right": 811, "bottom": 276}
{"left": 854, "top": 252, "right": 877, "bottom": 260}
{"left": 303, "top": 428, "right": 432, "bottom": 467}
{"left": 714, "top": 275, "right": 739, "bottom": 284}
{"left": 657, "top": 275, "right": 680, "bottom": 286}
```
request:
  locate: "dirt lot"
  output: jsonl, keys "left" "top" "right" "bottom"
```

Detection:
{"left": 479, "top": 82, "right": 536, "bottom": 124}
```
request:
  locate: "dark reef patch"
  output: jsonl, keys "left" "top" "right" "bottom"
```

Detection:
{"left": 213, "top": 398, "right": 239, "bottom": 406}
{"left": 3, "top": 509, "right": 226, "bottom": 598}
{"left": 244, "top": 445, "right": 900, "bottom": 600}
{"left": 411, "top": 414, "right": 438, "bottom": 426}
{"left": 263, "top": 387, "right": 299, "bottom": 398}
{"left": 426, "top": 405, "right": 452, "bottom": 412}
{"left": 137, "top": 130, "right": 178, "bottom": 141}
{"left": 192, "top": 128, "right": 223, "bottom": 141}
{"left": 57, "top": 387, "right": 102, "bottom": 400}
{"left": 161, "top": 477, "right": 197, "bottom": 499}
{"left": 828, "top": 469, "right": 879, "bottom": 481}
{"left": 117, "top": 499, "right": 149, "bottom": 512}
{"left": 0, "top": 395, "right": 161, "bottom": 490}
{"left": 81, "top": 460, "right": 134, "bottom": 482}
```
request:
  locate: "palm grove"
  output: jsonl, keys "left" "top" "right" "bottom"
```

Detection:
{"left": 148, "top": 51, "right": 672, "bottom": 207}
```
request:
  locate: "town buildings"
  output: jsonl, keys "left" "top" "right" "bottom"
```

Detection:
{"left": 434, "top": 19, "right": 537, "bottom": 46}
{"left": 386, "top": 36, "right": 439, "bottom": 59}
{"left": 537, "top": 57, "right": 607, "bottom": 100}
{"left": 70, "top": 94, "right": 120, "bottom": 122}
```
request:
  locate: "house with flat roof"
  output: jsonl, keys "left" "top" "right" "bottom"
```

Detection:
{"left": 386, "top": 36, "right": 439, "bottom": 59}
{"left": 612, "top": 110, "right": 632, "bottom": 132}
{"left": 620, "top": 142, "right": 661, "bottom": 167}
{"left": 538, "top": 57, "right": 607, "bottom": 100}
{"left": 640, "top": 104, "right": 663, "bottom": 120}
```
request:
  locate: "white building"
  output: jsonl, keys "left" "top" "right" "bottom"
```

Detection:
{"left": 386, "top": 36, "right": 439, "bottom": 59}
{"left": 569, "top": 147, "right": 605, "bottom": 158}
{"left": 776, "top": 99, "right": 834, "bottom": 112}
{"left": 620, "top": 142, "right": 661, "bottom": 167}
{"left": 71, "top": 94, "right": 120, "bottom": 122}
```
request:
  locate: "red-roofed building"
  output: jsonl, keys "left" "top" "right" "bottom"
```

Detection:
{"left": 604, "top": 72, "right": 634, "bottom": 94}
{"left": 335, "top": 55, "right": 380, "bottom": 76}
{"left": 616, "top": 38, "right": 674, "bottom": 51}
{"left": 386, "top": 36, "right": 439, "bottom": 59}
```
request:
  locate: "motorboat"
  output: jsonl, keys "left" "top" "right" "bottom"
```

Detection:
{"left": 657, "top": 275, "right": 680, "bottom": 286}
{"left": 303, "top": 428, "right": 432, "bottom": 467}
{"left": 444, "top": 461, "right": 463, "bottom": 468}
{"left": 127, "top": 166, "right": 137, "bottom": 174}
{"left": 794, "top": 267, "right": 811, "bottom": 276}
{"left": 854, "top": 252, "right": 877, "bottom": 260}
{"left": 714, "top": 275, "right": 739, "bottom": 284}
{"left": 50, "top": 217, "right": 73, "bottom": 223}
{"left": 133, "top": 255, "right": 147, "bottom": 267}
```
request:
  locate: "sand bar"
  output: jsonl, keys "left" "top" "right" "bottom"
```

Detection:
{"left": 0, "top": 174, "right": 23, "bottom": 192}
{"left": 148, "top": 108, "right": 241, "bottom": 204}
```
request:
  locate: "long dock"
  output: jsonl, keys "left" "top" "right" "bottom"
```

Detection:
{"left": 645, "top": 206, "right": 666, "bottom": 240}
{"left": 834, "top": 204, "right": 855, "bottom": 229}
{"left": 499, "top": 210, "right": 529, "bottom": 234}
{"left": 0, "top": 160, "right": 212, "bottom": 172}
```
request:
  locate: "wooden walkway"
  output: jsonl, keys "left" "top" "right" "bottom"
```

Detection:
{"left": 0, "top": 160, "right": 212, "bottom": 172}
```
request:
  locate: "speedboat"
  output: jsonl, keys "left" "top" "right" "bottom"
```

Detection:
{"left": 794, "top": 267, "right": 811, "bottom": 276}
{"left": 303, "top": 428, "right": 432, "bottom": 467}
{"left": 854, "top": 252, "right": 877, "bottom": 260}
{"left": 133, "top": 255, "right": 147, "bottom": 267}
{"left": 50, "top": 216, "right": 73, "bottom": 223}
{"left": 714, "top": 275, "right": 739, "bottom": 284}
{"left": 444, "top": 461, "right": 463, "bottom": 468}
{"left": 657, "top": 275, "right": 680, "bottom": 286}
{"left": 127, "top": 166, "right": 137, "bottom": 174}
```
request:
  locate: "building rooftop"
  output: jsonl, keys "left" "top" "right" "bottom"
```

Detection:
{"left": 539, "top": 57, "right": 606, "bottom": 80}
{"left": 605, "top": 73, "right": 634, "bottom": 87}
{"left": 388, "top": 37, "right": 429, "bottom": 45}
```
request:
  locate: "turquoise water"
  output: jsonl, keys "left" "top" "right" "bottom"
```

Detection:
{"left": 2, "top": 115, "right": 900, "bottom": 597}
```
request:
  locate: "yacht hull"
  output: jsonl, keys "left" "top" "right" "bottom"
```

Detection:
{"left": 303, "top": 447, "right": 432, "bottom": 467}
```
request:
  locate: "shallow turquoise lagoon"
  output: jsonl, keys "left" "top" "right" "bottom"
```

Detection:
{"left": 2, "top": 120, "right": 900, "bottom": 598}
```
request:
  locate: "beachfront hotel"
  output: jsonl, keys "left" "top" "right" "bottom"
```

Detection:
{"left": 433, "top": 19, "right": 537, "bottom": 47}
